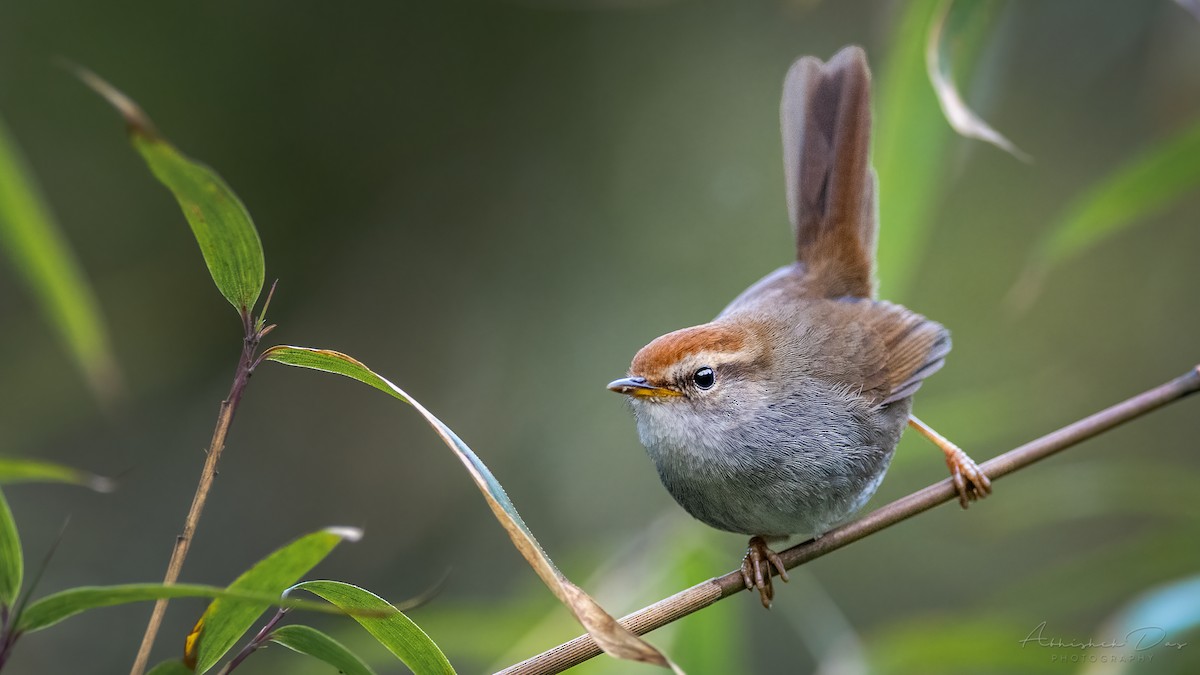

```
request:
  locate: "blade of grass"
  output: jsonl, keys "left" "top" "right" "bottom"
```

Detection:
{"left": 0, "top": 456, "right": 114, "bottom": 492}
{"left": 187, "top": 527, "right": 362, "bottom": 674}
{"left": 0, "top": 115, "right": 120, "bottom": 399}
{"left": 15, "top": 583, "right": 360, "bottom": 634}
{"left": 290, "top": 581, "right": 451, "bottom": 675}
{"left": 268, "top": 624, "right": 377, "bottom": 675}
{"left": 0, "top": 486, "right": 22, "bottom": 610}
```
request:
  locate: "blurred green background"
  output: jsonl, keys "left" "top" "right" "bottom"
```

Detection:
{"left": 2, "top": 0, "right": 1199, "bottom": 673}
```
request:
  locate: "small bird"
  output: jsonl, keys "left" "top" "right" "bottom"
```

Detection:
{"left": 607, "top": 45, "right": 991, "bottom": 608}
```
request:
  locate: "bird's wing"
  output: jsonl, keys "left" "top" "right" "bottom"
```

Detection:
{"left": 794, "top": 299, "right": 949, "bottom": 406}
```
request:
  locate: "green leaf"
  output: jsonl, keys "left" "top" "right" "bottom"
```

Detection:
{"left": 0, "top": 456, "right": 114, "bottom": 491}
{"left": 145, "top": 660, "right": 193, "bottom": 675}
{"left": 1039, "top": 117, "right": 1200, "bottom": 264}
{"left": 77, "top": 68, "right": 265, "bottom": 315}
{"left": 269, "top": 624, "right": 378, "bottom": 675}
{"left": 15, "top": 582, "right": 353, "bottom": 633}
{"left": 874, "top": 0, "right": 998, "bottom": 298}
{"left": 291, "top": 581, "right": 452, "bottom": 675}
{"left": 263, "top": 346, "right": 681, "bottom": 673}
{"left": 1009, "top": 117, "right": 1200, "bottom": 308}
{"left": 0, "top": 485, "right": 23, "bottom": 609}
{"left": 0, "top": 115, "right": 121, "bottom": 398}
{"left": 188, "top": 527, "right": 361, "bottom": 673}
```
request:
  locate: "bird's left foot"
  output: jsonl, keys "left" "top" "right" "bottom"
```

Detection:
{"left": 944, "top": 445, "right": 992, "bottom": 508}
{"left": 740, "top": 536, "right": 789, "bottom": 609}
{"left": 908, "top": 416, "right": 993, "bottom": 509}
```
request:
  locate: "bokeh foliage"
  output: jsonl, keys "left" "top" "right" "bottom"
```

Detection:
{"left": 0, "top": 0, "right": 1198, "bottom": 672}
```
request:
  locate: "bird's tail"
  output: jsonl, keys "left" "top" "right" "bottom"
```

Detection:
{"left": 780, "top": 45, "right": 877, "bottom": 299}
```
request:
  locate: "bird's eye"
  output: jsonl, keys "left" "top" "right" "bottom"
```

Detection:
{"left": 692, "top": 367, "right": 716, "bottom": 390}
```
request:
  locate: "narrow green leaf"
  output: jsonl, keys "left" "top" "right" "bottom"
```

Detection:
{"left": 264, "top": 346, "right": 682, "bottom": 673}
{"left": 874, "top": 0, "right": 997, "bottom": 298}
{"left": 1009, "top": 117, "right": 1200, "bottom": 308}
{"left": 269, "top": 624, "right": 378, "bottom": 675}
{"left": 16, "top": 582, "right": 353, "bottom": 633}
{"left": 0, "top": 456, "right": 114, "bottom": 492}
{"left": 146, "top": 660, "right": 193, "bottom": 675}
{"left": 189, "top": 527, "right": 362, "bottom": 673}
{"left": 0, "top": 115, "right": 120, "bottom": 398}
{"left": 0, "top": 485, "right": 23, "bottom": 609}
{"left": 291, "top": 581, "right": 452, "bottom": 675}
{"left": 1039, "top": 117, "right": 1200, "bottom": 264}
{"left": 77, "top": 68, "right": 265, "bottom": 315}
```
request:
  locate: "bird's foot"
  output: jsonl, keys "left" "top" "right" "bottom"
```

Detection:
{"left": 740, "top": 536, "right": 788, "bottom": 609}
{"left": 944, "top": 445, "right": 992, "bottom": 509}
{"left": 908, "top": 416, "right": 992, "bottom": 509}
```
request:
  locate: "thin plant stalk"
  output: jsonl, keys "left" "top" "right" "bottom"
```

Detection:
{"left": 218, "top": 608, "right": 288, "bottom": 674}
{"left": 129, "top": 307, "right": 272, "bottom": 675}
{"left": 497, "top": 364, "right": 1200, "bottom": 675}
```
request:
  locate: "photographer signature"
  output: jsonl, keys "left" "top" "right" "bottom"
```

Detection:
{"left": 1019, "top": 621, "right": 1187, "bottom": 651}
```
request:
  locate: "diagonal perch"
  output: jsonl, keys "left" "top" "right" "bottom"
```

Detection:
{"left": 497, "top": 364, "right": 1200, "bottom": 675}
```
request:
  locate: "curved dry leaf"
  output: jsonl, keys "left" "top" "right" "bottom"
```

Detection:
{"left": 262, "top": 346, "right": 683, "bottom": 673}
{"left": 926, "top": 0, "right": 1029, "bottom": 161}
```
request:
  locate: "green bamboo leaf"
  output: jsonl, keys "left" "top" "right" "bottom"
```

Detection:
{"left": 269, "top": 623, "right": 378, "bottom": 675}
{"left": 1039, "top": 117, "right": 1200, "bottom": 264}
{"left": 188, "top": 527, "right": 362, "bottom": 673}
{"left": 874, "top": 0, "right": 998, "bottom": 298}
{"left": 76, "top": 68, "right": 265, "bottom": 316}
{"left": 0, "top": 456, "right": 114, "bottom": 491}
{"left": 290, "top": 581, "right": 451, "bottom": 675}
{"left": 0, "top": 115, "right": 120, "bottom": 398}
{"left": 16, "top": 582, "right": 353, "bottom": 633}
{"left": 146, "top": 660, "right": 192, "bottom": 675}
{"left": 0, "top": 485, "right": 23, "bottom": 609}
{"left": 1010, "top": 117, "right": 1200, "bottom": 308}
{"left": 263, "top": 346, "right": 681, "bottom": 673}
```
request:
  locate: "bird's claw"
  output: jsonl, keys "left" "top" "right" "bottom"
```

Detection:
{"left": 740, "top": 536, "right": 789, "bottom": 608}
{"left": 945, "top": 446, "right": 992, "bottom": 509}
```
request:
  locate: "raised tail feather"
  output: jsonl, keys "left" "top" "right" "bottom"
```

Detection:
{"left": 781, "top": 45, "right": 877, "bottom": 299}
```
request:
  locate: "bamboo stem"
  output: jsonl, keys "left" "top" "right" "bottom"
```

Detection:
{"left": 129, "top": 314, "right": 260, "bottom": 675}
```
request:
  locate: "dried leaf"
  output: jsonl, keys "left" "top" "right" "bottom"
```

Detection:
{"left": 263, "top": 346, "right": 683, "bottom": 673}
{"left": 926, "top": 0, "right": 1029, "bottom": 161}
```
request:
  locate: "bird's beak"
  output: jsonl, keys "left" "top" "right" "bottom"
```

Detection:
{"left": 607, "top": 376, "right": 682, "bottom": 398}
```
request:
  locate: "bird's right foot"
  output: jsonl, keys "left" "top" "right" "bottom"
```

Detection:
{"left": 740, "top": 536, "right": 789, "bottom": 609}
